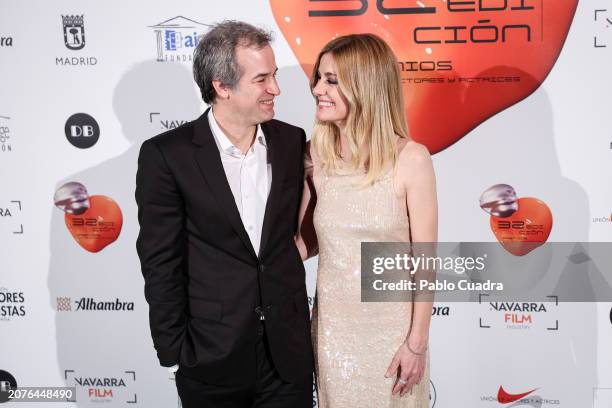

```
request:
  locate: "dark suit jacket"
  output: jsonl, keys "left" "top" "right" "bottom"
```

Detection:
{"left": 136, "top": 109, "right": 313, "bottom": 385}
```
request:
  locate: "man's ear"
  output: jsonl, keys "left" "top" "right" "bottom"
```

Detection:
{"left": 212, "top": 80, "right": 230, "bottom": 100}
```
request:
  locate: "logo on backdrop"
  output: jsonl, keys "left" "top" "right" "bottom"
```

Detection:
{"left": 270, "top": 0, "right": 578, "bottom": 154}
{"left": 431, "top": 306, "right": 450, "bottom": 318}
{"left": 64, "top": 113, "right": 100, "bottom": 149}
{"left": 65, "top": 369, "right": 136, "bottom": 403}
{"left": 54, "top": 182, "right": 123, "bottom": 252}
{"left": 57, "top": 15, "right": 97, "bottom": 66}
{"left": 429, "top": 380, "right": 437, "bottom": 407}
{"left": 479, "top": 184, "right": 552, "bottom": 256}
{"left": 312, "top": 379, "right": 317, "bottom": 407}
{"left": 148, "top": 16, "right": 210, "bottom": 63}
{"left": 481, "top": 385, "right": 560, "bottom": 406}
{"left": 478, "top": 295, "right": 559, "bottom": 331}
{"left": 148, "top": 112, "right": 189, "bottom": 131}
{"left": 56, "top": 297, "right": 134, "bottom": 312}
{"left": 594, "top": 9, "right": 611, "bottom": 48}
{"left": 0, "top": 36, "right": 12, "bottom": 47}
{"left": 0, "top": 370, "right": 17, "bottom": 403}
{"left": 0, "top": 288, "right": 26, "bottom": 321}
{"left": 592, "top": 212, "right": 612, "bottom": 224}
{"left": 62, "top": 15, "right": 85, "bottom": 50}
{"left": 0, "top": 200, "right": 23, "bottom": 235}
{"left": 307, "top": 295, "right": 315, "bottom": 319}
{"left": 0, "top": 116, "right": 11, "bottom": 153}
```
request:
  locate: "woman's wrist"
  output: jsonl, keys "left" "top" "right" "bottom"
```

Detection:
{"left": 405, "top": 334, "right": 428, "bottom": 355}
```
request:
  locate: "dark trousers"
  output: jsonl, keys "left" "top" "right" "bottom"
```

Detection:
{"left": 176, "top": 322, "right": 313, "bottom": 408}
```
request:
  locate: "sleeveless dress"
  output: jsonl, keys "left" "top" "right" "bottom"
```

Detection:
{"left": 311, "top": 166, "right": 430, "bottom": 408}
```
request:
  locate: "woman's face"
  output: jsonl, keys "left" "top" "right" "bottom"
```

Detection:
{"left": 312, "top": 53, "right": 349, "bottom": 127}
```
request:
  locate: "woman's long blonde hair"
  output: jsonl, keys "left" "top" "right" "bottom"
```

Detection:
{"left": 310, "top": 33, "right": 409, "bottom": 185}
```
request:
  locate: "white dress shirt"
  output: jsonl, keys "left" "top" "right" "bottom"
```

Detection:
{"left": 207, "top": 108, "right": 272, "bottom": 255}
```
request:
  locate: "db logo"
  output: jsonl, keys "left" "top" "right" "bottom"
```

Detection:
{"left": 69, "top": 125, "right": 95, "bottom": 137}
{"left": 0, "top": 381, "right": 11, "bottom": 392}
{"left": 0, "top": 370, "right": 17, "bottom": 403}
{"left": 64, "top": 113, "right": 100, "bottom": 149}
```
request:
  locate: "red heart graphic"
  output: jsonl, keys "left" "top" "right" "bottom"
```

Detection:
{"left": 490, "top": 197, "right": 552, "bottom": 256}
{"left": 65, "top": 195, "right": 123, "bottom": 253}
{"left": 270, "top": 0, "right": 577, "bottom": 153}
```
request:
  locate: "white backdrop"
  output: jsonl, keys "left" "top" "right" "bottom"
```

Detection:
{"left": 0, "top": 0, "right": 611, "bottom": 407}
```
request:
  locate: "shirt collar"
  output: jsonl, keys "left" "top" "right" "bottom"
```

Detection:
{"left": 208, "top": 108, "right": 267, "bottom": 156}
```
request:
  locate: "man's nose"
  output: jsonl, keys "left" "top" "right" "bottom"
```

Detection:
{"left": 267, "top": 77, "right": 280, "bottom": 96}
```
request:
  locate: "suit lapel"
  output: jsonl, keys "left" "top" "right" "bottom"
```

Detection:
{"left": 258, "top": 122, "right": 287, "bottom": 258}
{"left": 192, "top": 110, "right": 258, "bottom": 260}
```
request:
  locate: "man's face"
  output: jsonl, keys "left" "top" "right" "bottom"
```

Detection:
{"left": 227, "top": 44, "right": 280, "bottom": 125}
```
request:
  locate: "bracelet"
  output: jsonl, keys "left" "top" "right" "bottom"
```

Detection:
{"left": 406, "top": 342, "right": 427, "bottom": 356}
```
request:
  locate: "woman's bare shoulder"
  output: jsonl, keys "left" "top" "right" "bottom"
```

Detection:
{"left": 397, "top": 139, "right": 432, "bottom": 171}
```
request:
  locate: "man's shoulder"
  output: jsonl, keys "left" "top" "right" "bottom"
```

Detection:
{"left": 265, "top": 119, "right": 305, "bottom": 138}
{"left": 142, "top": 120, "right": 197, "bottom": 156}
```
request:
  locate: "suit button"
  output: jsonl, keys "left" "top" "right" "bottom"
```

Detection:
{"left": 258, "top": 264, "right": 266, "bottom": 273}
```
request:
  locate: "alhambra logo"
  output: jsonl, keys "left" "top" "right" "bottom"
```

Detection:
{"left": 148, "top": 16, "right": 209, "bottom": 62}
{"left": 56, "top": 297, "right": 134, "bottom": 311}
{"left": 0, "top": 36, "right": 12, "bottom": 47}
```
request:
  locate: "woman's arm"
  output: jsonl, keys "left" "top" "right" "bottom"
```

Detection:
{"left": 295, "top": 141, "right": 319, "bottom": 261}
{"left": 404, "top": 141, "right": 437, "bottom": 351}
{"left": 386, "top": 141, "right": 438, "bottom": 396}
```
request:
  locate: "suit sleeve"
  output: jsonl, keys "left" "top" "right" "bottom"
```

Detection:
{"left": 135, "top": 139, "right": 187, "bottom": 367}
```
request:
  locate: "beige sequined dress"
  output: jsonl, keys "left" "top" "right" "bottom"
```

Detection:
{"left": 311, "top": 165, "right": 430, "bottom": 408}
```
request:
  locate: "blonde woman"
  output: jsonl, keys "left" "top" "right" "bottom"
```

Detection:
{"left": 296, "top": 34, "right": 437, "bottom": 407}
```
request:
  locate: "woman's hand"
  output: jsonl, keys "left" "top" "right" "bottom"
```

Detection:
{"left": 385, "top": 339, "right": 427, "bottom": 397}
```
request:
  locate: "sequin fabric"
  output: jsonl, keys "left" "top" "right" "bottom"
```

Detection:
{"left": 312, "top": 167, "right": 430, "bottom": 408}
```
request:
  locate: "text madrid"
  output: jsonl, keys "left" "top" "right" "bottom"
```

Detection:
{"left": 372, "top": 279, "right": 503, "bottom": 291}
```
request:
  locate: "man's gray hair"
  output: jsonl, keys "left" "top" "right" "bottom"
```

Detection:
{"left": 193, "top": 20, "right": 273, "bottom": 104}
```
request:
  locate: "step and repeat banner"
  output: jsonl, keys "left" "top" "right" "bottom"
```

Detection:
{"left": 1, "top": 0, "right": 611, "bottom": 407}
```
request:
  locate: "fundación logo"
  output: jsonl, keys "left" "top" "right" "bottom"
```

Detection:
{"left": 0, "top": 370, "right": 17, "bottom": 403}
{"left": 0, "top": 116, "right": 11, "bottom": 153}
{"left": 64, "top": 113, "right": 100, "bottom": 149}
{"left": 148, "top": 16, "right": 209, "bottom": 62}
{"left": 57, "top": 297, "right": 134, "bottom": 312}
{"left": 56, "top": 15, "right": 97, "bottom": 66}
{"left": 65, "top": 369, "right": 136, "bottom": 403}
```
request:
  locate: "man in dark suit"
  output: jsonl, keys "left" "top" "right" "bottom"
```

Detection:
{"left": 136, "top": 21, "right": 313, "bottom": 407}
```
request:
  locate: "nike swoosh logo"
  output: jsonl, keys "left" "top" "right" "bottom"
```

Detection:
{"left": 497, "top": 386, "right": 537, "bottom": 404}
